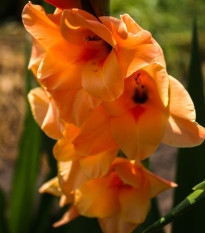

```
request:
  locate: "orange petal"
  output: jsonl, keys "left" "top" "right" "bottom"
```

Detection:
{"left": 75, "top": 176, "right": 120, "bottom": 218}
{"left": 80, "top": 148, "right": 118, "bottom": 178}
{"left": 53, "top": 205, "right": 80, "bottom": 228}
{"left": 53, "top": 125, "right": 81, "bottom": 161}
{"left": 41, "top": 98, "right": 64, "bottom": 139}
{"left": 70, "top": 89, "right": 102, "bottom": 127}
{"left": 100, "top": 15, "right": 164, "bottom": 77}
{"left": 162, "top": 115, "right": 205, "bottom": 147}
{"left": 37, "top": 42, "right": 83, "bottom": 90}
{"left": 59, "top": 194, "right": 74, "bottom": 207}
{"left": 110, "top": 108, "right": 166, "bottom": 160}
{"left": 143, "top": 166, "right": 177, "bottom": 198}
{"left": 142, "top": 62, "right": 169, "bottom": 107}
{"left": 61, "top": 9, "right": 116, "bottom": 47}
{"left": 82, "top": 49, "right": 124, "bottom": 101}
{"left": 74, "top": 107, "right": 117, "bottom": 155}
{"left": 114, "top": 161, "right": 144, "bottom": 188}
{"left": 117, "top": 43, "right": 161, "bottom": 78}
{"left": 60, "top": 9, "right": 98, "bottom": 45}
{"left": 39, "top": 177, "right": 62, "bottom": 196}
{"left": 168, "top": 76, "right": 196, "bottom": 121}
{"left": 119, "top": 187, "right": 150, "bottom": 224}
{"left": 50, "top": 89, "right": 79, "bottom": 123}
{"left": 53, "top": 139, "right": 81, "bottom": 161}
{"left": 22, "top": 3, "right": 62, "bottom": 48}
{"left": 51, "top": 89, "right": 101, "bottom": 126}
{"left": 98, "top": 211, "right": 137, "bottom": 233}
{"left": 28, "top": 88, "right": 63, "bottom": 139}
{"left": 162, "top": 75, "right": 205, "bottom": 146}
{"left": 45, "top": 0, "right": 81, "bottom": 9}
{"left": 58, "top": 161, "right": 89, "bottom": 195}
{"left": 99, "top": 16, "right": 128, "bottom": 42}
{"left": 120, "top": 14, "right": 142, "bottom": 34}
{"left": 28, "top": 38, "right": 45, "bottom": 76}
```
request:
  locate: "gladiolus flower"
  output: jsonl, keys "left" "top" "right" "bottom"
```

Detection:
{"left": 74, "top": 61, "right": 205, "bottom": 160}
{"left": 22, "top": 3, "right": 163, "bottom": 126}
{"left": 54, "top": 158, "right": 176, "bottom": 233}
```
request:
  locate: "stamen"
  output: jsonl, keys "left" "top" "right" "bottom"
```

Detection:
{"left": 133, "top": 73, "right": 148, "bottom": 104}
{"left": 87, "top": 35, "right": 101, "bottom": 41}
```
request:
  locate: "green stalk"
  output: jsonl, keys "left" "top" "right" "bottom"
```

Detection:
{"left": 143, "top": 188, "right": 205, "bottom": 233}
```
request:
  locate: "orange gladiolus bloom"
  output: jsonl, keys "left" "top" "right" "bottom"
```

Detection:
{"left": 40, "top": 158, "right": 176, "bottom": 232}
{"left": 74, "top": 61, "right": 205, "bottom": 160}
{"left": 52, "top": 158, "right": 176, "bottom": 233}
{"left": 22, "top": 3, "right": 163, "bottom": 126}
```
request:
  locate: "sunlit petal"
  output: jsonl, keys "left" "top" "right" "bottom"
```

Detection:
{"left": 162, "top": 75, "right": 205, "bottom": 146}
{"left": 28, "top": 87, "right": 63, "bottom": 139}
{"left": 82, "top": 49, "right": 124, "bottom": 101}
{"left": 80, "top": 148, "right": 118, "bottom": 178}
{"left": 111, "top": 107, "right": 166, "bottom": 160}
{"left": 22, "top": 3, "right": 62, "bottom": 48}
{"left": 74, "top": 107, "right": 117, "bottom": 155}
{"left": 58, "top": 161, "right": 89, "bottom": 195}
{"left": 39, "top": 177, "right": 62, "bottom": 196}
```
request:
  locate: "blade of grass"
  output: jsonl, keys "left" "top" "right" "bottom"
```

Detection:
{"left": 0, "top": 187, "right": 9, "bottom": 233}
{"left": 9, "top": 42, "right": 42, "bottom": 233}
{"left": 172, "top": 18, "right": 205, "bottom": 233}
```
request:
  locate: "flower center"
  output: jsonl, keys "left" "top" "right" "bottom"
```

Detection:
{"left": 109, "top": 172, "right": 124, "bottom": 189}
{"left": 86, "top": 35, "right": 101, "bottom": 41}
{"left": 133, "top": 73, "right": 148, "bottom": 104}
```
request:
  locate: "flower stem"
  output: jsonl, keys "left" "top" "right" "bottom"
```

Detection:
{"left": 80, "top": 0, "right": 110, "bottom": 17}
{"left": 142, "top": 189, "right": 205, "bottom": 233}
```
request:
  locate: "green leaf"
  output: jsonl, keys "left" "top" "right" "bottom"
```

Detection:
{"left": 8, "top": 43, "right": 42, "bottom": 233}
{"left": 30, "top": 134, "right": 57, "bottom": 233}
{"left": 0, "top": 187, "right": 9, "bottom": 233}
{"left": 172, "top": 18, "right": 205, "bottom": 233}
{"left": 142, "top": 188, "right": 205, "bottom": 233}
{"left": 193, "top": 180, "right": 205, "bottom": 190}
{"left": 42, "top": 0, "right": 55, "bottom": 13}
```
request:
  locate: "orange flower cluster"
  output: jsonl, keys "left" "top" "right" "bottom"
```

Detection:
{"left": 22, "top": 1, "right": 205, "bottom": 232}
